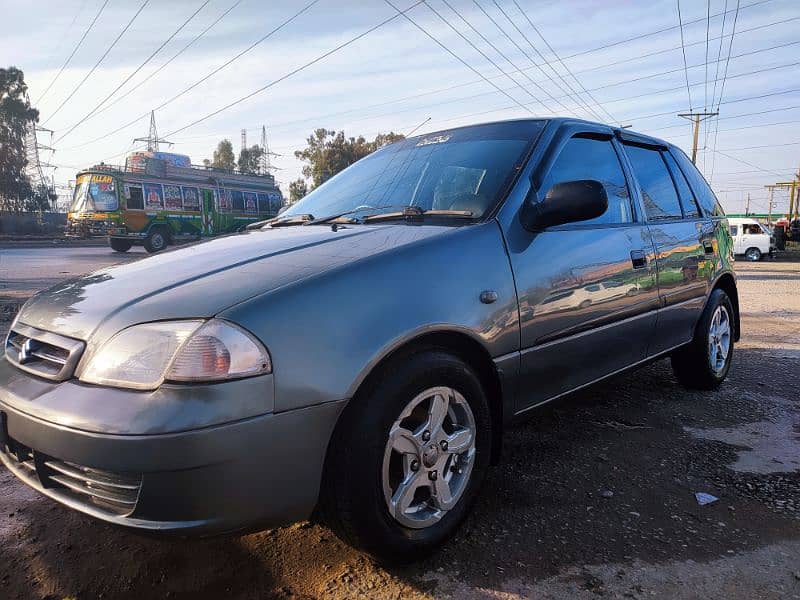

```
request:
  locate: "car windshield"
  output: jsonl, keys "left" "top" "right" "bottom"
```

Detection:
{"left": 281, "top": 120, "right": 545, "bottom": 223}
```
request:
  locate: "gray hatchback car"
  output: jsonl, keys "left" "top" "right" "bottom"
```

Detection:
{"left": 1, "top": 118, "right": 738, "bottom": 562}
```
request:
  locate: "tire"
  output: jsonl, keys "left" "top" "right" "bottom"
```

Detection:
{"left": 109, "top": 238, "right": 133, "bottom": 252}
{"left": 144, "top": 228, "right": 168, "bottom": 253}
{"left": 744, "top": 247, "right": 761, "bottom": 262}
{"left": 319, "top": 349, "right": 492, "bottom": 564}
{"left": 671, "top": 289, "right": 734, "bottom": 390}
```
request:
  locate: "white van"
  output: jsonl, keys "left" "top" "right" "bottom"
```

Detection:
{"left": 728, "top": 218, "right": 776, "bottom": 261}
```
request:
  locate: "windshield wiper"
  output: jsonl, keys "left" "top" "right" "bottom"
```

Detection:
{"left": 306, "top": 204, "right": 407, "bottom": 226}
{"left": 362, "top": 206, "right": 474, "bottom": 223}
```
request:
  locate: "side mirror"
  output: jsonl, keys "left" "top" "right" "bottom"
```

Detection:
{"left": 521, "top": 179, "right": 608, "bottom": 231}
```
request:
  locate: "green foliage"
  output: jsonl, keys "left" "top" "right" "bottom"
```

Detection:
{"left": 0, "top": 66, "right": 39, "bottom": 212}
{"left": 211, "top": 139, "right": 236, "bottom": 170}
{"left": 238, "top": 144, "right": 265, "bottom": 174}
{"left": 289, "top": 178, "right": 308, "bottom": 203}
{"left": 293, "top": 129, "right": 404, "bottom": 189}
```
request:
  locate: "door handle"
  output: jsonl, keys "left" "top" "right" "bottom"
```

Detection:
{"left": 703, "top": 240, "right": 714, "bottom": 254}
{"left": 630, "top": 249, "right": 647, "bottom": 269}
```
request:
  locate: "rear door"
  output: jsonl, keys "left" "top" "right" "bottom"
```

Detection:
{"left": 507, "top": 123, "right": 660, "bottom": 412}
{"left": 620, "top": 141, "right": 712, "bottom": 355}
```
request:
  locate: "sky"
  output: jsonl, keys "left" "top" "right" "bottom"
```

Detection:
{"left": 1, "top": 0, "right": 798, "bottom": 215}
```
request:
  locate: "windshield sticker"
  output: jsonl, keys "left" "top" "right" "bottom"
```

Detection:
{"left": 164, "top": 185, "right": 182, "bottom": 210}
{"left": 416, "top": 134, "right": 451, "bottom": 147}
{"left": 144, "top": 183, "right": 164, "bottom": 210}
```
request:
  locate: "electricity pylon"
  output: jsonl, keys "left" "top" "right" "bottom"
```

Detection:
{"left": 133, "top": 111, "right": 172, "bottom": 152}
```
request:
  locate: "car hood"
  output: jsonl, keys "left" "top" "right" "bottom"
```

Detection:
{"left": 16, "top": 224, "right": 450, "bottom": 344}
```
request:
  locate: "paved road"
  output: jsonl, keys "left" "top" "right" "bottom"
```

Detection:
{"left": 1, "top": 245, "right": 799, "bottom": 599}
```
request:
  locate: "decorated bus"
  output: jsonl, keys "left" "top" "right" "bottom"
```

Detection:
{"left": 67, "top": 151, "right": 284, "bottom": 252}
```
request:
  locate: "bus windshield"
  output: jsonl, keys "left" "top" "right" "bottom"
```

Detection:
{"left": 70, "top": 175, "right": 119, "bottom": 212}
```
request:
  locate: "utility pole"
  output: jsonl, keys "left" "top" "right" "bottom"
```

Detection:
{"left": 767, "top": 186, "right": 774, "bottom": 224}
{"left": 677, "top": 111, "right": 718, "bottom": 164}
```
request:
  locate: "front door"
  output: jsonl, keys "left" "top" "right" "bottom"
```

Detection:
{"left": 201, "top": 189, "right": 217, "bottom": 235}
{"left": 506, "top": 126, "right": 659, "bottom": 413}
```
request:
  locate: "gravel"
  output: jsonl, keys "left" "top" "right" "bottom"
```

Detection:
{"left": 1, "top": 247, "right": 799, "bottom": 599}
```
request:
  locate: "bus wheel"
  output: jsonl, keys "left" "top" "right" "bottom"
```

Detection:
{"left": 144, "top": 228, "right": 168, "bottom": 253}
{"left": 109, "top": 238, "right": 133, "bottom": 253}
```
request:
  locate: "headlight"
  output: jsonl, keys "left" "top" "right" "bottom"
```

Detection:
{"left": 80, "top": 319, "right": 271, "bottom": 390}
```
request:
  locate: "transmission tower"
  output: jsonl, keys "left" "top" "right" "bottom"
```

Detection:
{"left": 23, "top": 120, "right": 56, "bottom": 211}
{"left": 133, "top": 111, "right": 172, "bottom": 152}
{"left": 259, "top": 125, "right": 280, "bottom": 175}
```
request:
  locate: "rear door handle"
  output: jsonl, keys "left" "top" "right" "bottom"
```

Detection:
{"left": 630, "top": 249, "right": 647, "bottom": 269}
{"left": 703, "top": 240, "right": 714, "bottom": 254}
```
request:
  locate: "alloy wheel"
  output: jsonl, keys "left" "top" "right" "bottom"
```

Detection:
{"left": 381, "top": 386, "right": 476, "bottom": 529}
{"left": 708, "top": 305, "right": 731, "bottom": 374}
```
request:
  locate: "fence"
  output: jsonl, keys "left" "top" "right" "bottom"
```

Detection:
{"left": 0, "top": 212, "right": 67, "bottom": 235}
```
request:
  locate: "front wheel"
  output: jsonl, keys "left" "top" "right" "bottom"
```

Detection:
{"left": 144, "top": 228, "right": 168, "bottom": 253}
{"left": 671, "top": 289, "right": 734, "bottom": 390}
{"left": 109, "top": 238, "right": 133, "bottom": 252}
{"left": 744, "top": 247, "right": 762, "bottom": 261}
{"left": 319, "top": 350, "right": 492, "bottom": 563}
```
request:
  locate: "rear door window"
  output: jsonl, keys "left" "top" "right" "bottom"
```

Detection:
{"left": 670, "top": 147, "right": 725, "bottom": 217}
{"left": 663, "top": 152, "right": 700, "bottom": 218}
{"left": 623, "top": 145, "right": 683, "bottom": 220}
{"left": 540, "top": 136, "right": 633, "bottom": 225}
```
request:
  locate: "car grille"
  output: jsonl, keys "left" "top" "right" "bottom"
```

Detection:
{"left": 5, "top": 323, "right": 84, "bottom": 382}
{"left": 1, "top": 435, "right": 142, "bottom": 516}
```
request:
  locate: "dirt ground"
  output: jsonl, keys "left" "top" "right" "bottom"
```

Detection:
{"left": 1, "top": 246, "right": 799, "bottom": 599}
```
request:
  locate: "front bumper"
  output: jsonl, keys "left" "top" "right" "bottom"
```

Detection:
{"left": 0, "top": 365, "right": 346, "bottom": 535}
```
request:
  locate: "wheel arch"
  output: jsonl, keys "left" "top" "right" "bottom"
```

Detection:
{"left": 340, "top": 328, "right": 506, "bottom": 466}
{"left": 711, "top": 272, "right": 740, "bottom": 341}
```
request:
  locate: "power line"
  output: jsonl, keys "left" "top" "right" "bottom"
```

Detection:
{"left": 704, "top": 0, "right": 710, "bottom": 111}
{"left": 490, "top": 0, "right": 603, "bottom": 121}
{"left": 383, "top": 0, "right": 536, "bottom": 116}
{"left": 709, "top": 0, "right": 729, "bottom": 108}
{"left": 54, "top": 0, "right": 211, "bottom": 144}
{"left": 562, "top": 0, "right": 773, "bottom": 60}
{"left": 511, "top": 0, "right": 617, "bottom": 123}
{"left": 42, "top": 0, "right": 151, "bottom": 127}
{"left": 69, "top": 0, "right": 245, "bottom": 133}
{"left": 36, "top": 0, "right": 111, "bottom": 105}
{"left": 62, "top": 0, "right": 321, "bottom": 151}
{"left": 426, "top": 0, "right": 553, "bottom": 114}
{"left": 714, "top": 0, "right": 741, "bottom": 111}
{"left": 161, "top": 2, "right": 429, "bottom": 140}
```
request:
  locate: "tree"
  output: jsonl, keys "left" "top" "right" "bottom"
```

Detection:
{"left": 210, "top": 139, "right": 235, "bottom": 170}
{"left": 293, "top": 129, "right": 404, "bottom": 189}
{"left": 0, "top": 67, "right": 39, "bottom": 212}
{"left": 238, "top": 144, "right": 265, "bottom": 174}
{"left": 289, "top": 178, "right": 307, "bottom": 203}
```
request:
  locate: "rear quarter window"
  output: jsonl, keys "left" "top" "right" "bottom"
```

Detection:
{"left": 670, "top": 147, "right": 725, "bottom": 217}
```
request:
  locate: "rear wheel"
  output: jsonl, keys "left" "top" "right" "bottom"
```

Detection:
{"left": 744, "top": 247, "right": 762, "bottom": 262}
{"left": 319, "top": 350, "right": 492, "bottom": 563}
{"left": 671, "top": 289, "right": 734, "bottom": 390}
{"left": 109, "top": 238, "right": 133, "bottom": 252}
{"left": 144, "top": 228, "right": 168, "bottom": 253}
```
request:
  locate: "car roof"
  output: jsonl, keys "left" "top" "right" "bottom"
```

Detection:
{"left": 405, "top": 117, "right": 678, "bottom": 153}
{"left": 727, "top": 217, "right": 760, "bottom": 223}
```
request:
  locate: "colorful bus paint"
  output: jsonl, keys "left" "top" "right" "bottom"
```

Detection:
{"left": 67, "top": 155, "right": 283, "bottom": 253}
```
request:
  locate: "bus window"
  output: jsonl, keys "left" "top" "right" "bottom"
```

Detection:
{"left": 127, "top": 184, "right": 144, "bottom": 210}
{"left": 257, "top": 193, "right": 270, "bottom": 213}
{"left": 269, "top": 192, "right": 282, "bottom": 213}
{"left": 144, "top": 183, "right": 164, "bottom": 210}
{"left": 243, "top": 191, "right": 258, "bottom": 213}
{"left": 164, "top": 185, "right": 182, "bottom": 210}
{"left": 231, "top": 190, "right": 244, "bottom": 212}
{"left": 219, "top": 189, "right": 232, "bottom": 211}
{"left": 182, "top": 186, "right": 200, "bottom": 211}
